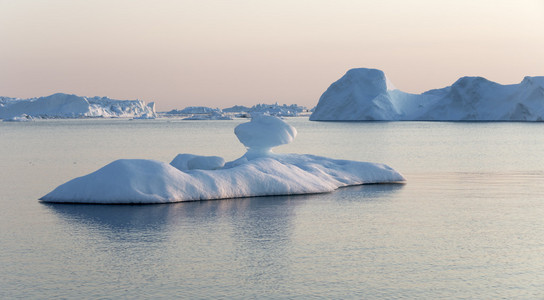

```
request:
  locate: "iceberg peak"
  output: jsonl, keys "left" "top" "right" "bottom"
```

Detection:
{"left": 234, "top": 115, "right": 297, "bottom": 157}
{"left": 310, "top": 68, "right": 544, "bottom": 121}
{"left": 310, "top": 68, "right": 400, "bottom": 121}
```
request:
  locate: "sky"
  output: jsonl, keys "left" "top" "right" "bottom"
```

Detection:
{"left": 1, "top": 0, "right": 543, "bottom": 111}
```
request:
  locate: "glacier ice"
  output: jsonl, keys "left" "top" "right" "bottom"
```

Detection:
{"left": 40, "top": 115, "right": 404, "bottom": 204}
{"left": 310, "top": 68, "right": 544, "bottom": 121}
{"left": 0, "top": 93, "right": 156, "bottom": 119}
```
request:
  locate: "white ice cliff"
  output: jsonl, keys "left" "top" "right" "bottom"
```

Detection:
{"left": 310, "top": 68, "right": 544, "bottom": 121}
{"left": 0, "top": 93, "right": 156, "bottom": 119}
{"left": 40, "top": 115, "right": 404, "bottom": 204}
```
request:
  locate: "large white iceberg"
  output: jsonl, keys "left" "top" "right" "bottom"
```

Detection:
{"left": 40, "top": 115, "right": 404, "bottom": 204}
{"left": 0, "top": 93, "right": 156, "bottom": 119}
{"left": 310, "top": 68, "right": 544, "bottom": 121}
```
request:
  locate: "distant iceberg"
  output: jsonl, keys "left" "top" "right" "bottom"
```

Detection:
{"left": 2, "top": 114, "right": 34, "bottom": 122}
{"left": 164, "top": 107, "right": 232, "bottom": 120}
{"left": 40, "top": 115, "right": 404, "bottom": 204}
{"left": 222, "top": 105, "right": 251, "bottom": 113}
{"left": 246, "top": 103, "right": 309, "bottom": 117}
{"left": 310, "top": 68, "right": 544, "bottom": 121}
{"left": 166, "top": 106, "right": 222, "bottom": 115}
{"left": 0, "top": 93, "right": 156, "bottom": 119}
{"left": 163, "top": 103, "right": 310, "bottom": 119}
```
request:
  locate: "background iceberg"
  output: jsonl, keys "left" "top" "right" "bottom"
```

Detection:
{"left": 163, "top": 103, "right": 310, "bottom": 119}
{"left": 40, "top": 115, "right": 404, "bottom": 204}
{"left": 0, "top": 93, "right": 156, "bottom": 119}
{"left": 310, "top": 68, "right": 544, "bottom": 121}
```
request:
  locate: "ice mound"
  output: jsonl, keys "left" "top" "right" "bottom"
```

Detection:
{"left": 235, "top": 115, "right": 297, "bottom": 156}
{"left": 310, "top": 68, "right": 544, "bottom": 121}
{"left": 40, "top": 116, "right": 404, "bottom": 204}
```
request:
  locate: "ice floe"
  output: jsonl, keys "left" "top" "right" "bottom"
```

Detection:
{"left": 40, "top": 115, "right": 404, "bottom": 204}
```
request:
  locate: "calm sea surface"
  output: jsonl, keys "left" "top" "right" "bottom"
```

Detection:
{"left": 1, "top": 118, "right": 543, "bottom": 299}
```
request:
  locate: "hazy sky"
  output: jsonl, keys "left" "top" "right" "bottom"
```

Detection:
{"left": 2, "top": 0, "right": 543, "bottom": 110}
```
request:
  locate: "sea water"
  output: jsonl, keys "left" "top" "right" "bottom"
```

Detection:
{"left": 1, "top": 118, "right": 543, "bottom": 299}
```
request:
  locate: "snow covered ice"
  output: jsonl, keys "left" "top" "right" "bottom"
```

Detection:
{"left": 310, "top": 68, "right": 544, "bottom": 121}
{"left": 40, "top": 115, "right": 405, "bottom": 204}
{"left": 234, "top": 114, "right": 297, "bottom": 157}
{"left": 0, "top": 93, "right": 156, "bottom": 119}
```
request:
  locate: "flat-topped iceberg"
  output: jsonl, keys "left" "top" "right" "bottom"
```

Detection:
{"left": 310, "top": 68, "right": 544, "bottom": 121}
{"left": 0, "top": 93, "right": 156, "bottom": 119}
{"left": 40, "top": 115, "right": 404, "bottom": 204}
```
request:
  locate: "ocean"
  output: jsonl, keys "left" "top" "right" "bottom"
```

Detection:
{"left": 1, "top": 118, "right": 543, "bottom": 298}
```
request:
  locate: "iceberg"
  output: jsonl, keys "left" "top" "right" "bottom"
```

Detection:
{"left": 40, "top": 115, "right": 404, "bottom": 204}
{"left": 2, "top": 114, "right": 34, "bottom": 122}
{"left": 164, "top": 106, "right": 232, "bottom": 120}
{"left": 222, "top": 105, "right": 251, "bottom": 113}
{"left": 162, "top": 103, "right": 310, "bottom": 119}
{"left": 169, "top": 106, "right": 221, "bottom": 114}
{"left": 310, "top": 68, "right": 544, "bottom": 121}
{"left": 0, "top": 93, "right": 156, "bottom": 119}
{"left": 247, "top": 103, "right": 309, "bottom": 117}
{"left": 182, "top": 111, "right": 233, "bottom": 120}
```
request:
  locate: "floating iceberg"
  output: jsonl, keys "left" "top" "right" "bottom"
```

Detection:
{"left": 2, "top": 114, "right": 34, "bottom": 122}
{"left": 164, "top": 106, "right": 232, "bottom": 120}
{"left": 247, "top": 103, "right": 309, "bottom": 117}
{"left": 163, "top": 103, "right": 310, "bottom": 119}
{"left": 310, "top": 68, "right": 544, "bottom": 121}
{"left": 0, "top": 93, "right": 156, "bottom": 119}
{"left": 169, "top": 106, "right": 222, "bottom": 115}
{"left": 182, "top": 111, "right": 233, "bottom": 120}
{"left": 222, "top": 105, "right": 251, "bottom": 113}
{"left": 40, "top": 115, "right": 404, "bottom": 204}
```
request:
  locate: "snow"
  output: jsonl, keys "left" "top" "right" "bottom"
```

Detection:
{"left": 0, "top": 93, "right": 156, "bottom": 119}
{"left": 310, "top": 68, "right": 544, "bottom": 121}
{"left": 40, "top": 115, "right": 404, "bottom": 204}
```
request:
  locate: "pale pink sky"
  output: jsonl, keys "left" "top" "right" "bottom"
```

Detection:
{"left": 1, "top": 0, "right": 543, "bottom": 111}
